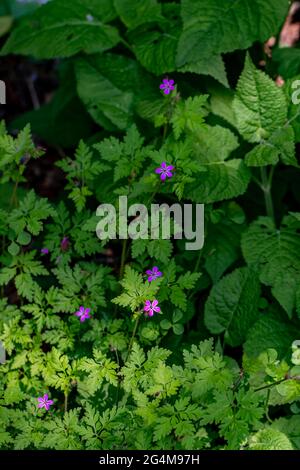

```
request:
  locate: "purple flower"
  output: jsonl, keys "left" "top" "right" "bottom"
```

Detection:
{"left": 61, "top": 236, "right": 70, "bottom": 252}
{"left": 74, "top": 306, "right": 91, "bottom": 322}
{"left": 41, "top": 248, "right": 49, "bottom": 255}
{"left": 146, "top": 266, "right": 162, "bottom": 282}
{"left": 144, "top": 299, "right": 161, "bottom": 317}
{"left": 37, "top": 394, "right": 53, "bottom": 411}
{"left": 155, "top": 162, "right": 174, "bottom": 181}
{"left": 86, "top": 14, "right": 94, "bottom": 21}
{"left": 160, "top": 78, "right": 175, "bottom": 95}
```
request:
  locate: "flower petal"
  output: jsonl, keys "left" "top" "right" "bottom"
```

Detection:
{"left": 152, "top": 300, "right": 158, "bottom": 307}
{"left": 153, "top": 306, "right": 161, "bottom": 313}
{"left": 160, "top": 173, "right": 167, "bottom": 181}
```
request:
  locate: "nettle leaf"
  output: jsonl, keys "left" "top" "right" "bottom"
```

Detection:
{"left": 249, "top": 429, "right": 293, "bottom": 450}
{"left": 1, "top": 0, "right": 119, "bottom": 59}
{"left": 75, "top": 57, "right": 133, "bottom": 130}
{"left": 242, "top": 215, "right": 300, "bottom": 317}
{"left": 244, "top": 308, "right": 296, "bottom": 359}
{"left": 233, "top": 55, "right": 288, "bottom": 143}
{"left": 185, "top": 125, "right": 251, "bottom": 203}
{"left": 114, "top": 0, "right": 163, "bottom": 29}
{"left": 179, "top": 55, "right": 229, "bottom": 88}
{"left": 177, "top": 0, "right": 289, "bottom": 66}
{"left": 204, "top": 219, "right": 245, "bottom": 283}
{"left": 129, "top": 10, "right": 181, "bottom": 75}
{"left": 204, "top": 267, "right": 261, "bottom": 347}
{"left": 245, "top": 126, "right": 298, "bottom": 168}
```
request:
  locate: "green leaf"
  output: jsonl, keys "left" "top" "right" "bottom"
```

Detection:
{"left": 245, "top": 126, "right": 298, "bottom": 168}
{"left": 204, "top": 267, "right": 261, "bottom": 347}
{"left": 131, "top": 17, "right": 180, "bottom": 75}
{"left": 8, "top": 242, "right": 20, "bottom": 257}
{"left": 233, "top": 55, "right": 288, "bottom": 143}
{"left": 114, "top": 0, "right": 162, "bottom": 29}
{"left": 242, "top": 215, "right": 300, "bottom": 317}
{"left": 249, "top": 429, "right": 293, "bottom": 450}
{"left": 16, "top": 231, "right": 31, "bottom": 246}
{"left": 75, "top": 56, "right": 133, "bottom": 130}
{"left": 177, "top": 0, "right": 289, "bottom": 66}
{"left": 204, "top": 219, "right": 244, "bottom": 283}
{"left": 0, "top": 16, "right": 13, "bottom": 38}
{"left": 171, "top": 95, "right": 209, "bottom": 139}
{"left": 1, "top": 0, "right": 119, "bottom": 59}
{"left": 170, "top": 285, "right": 187, "bottom": 311}
{"left": 179, "top": 55, "right": 229, "bottom": 88}
{"left": 244, "top": 309, "right": 296, "bottom": 358}
{"left": 185, "top": 125, "right": 251, "bottom": 203}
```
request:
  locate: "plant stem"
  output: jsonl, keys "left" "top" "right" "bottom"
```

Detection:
{"left": 10, "top": 179, "right": 19, "bottom": 208}
{"left": 265, "top": 389, "right": 272, "bottom": 423}
{"left": 254, "top": 377, "right": 286, "bottom": 392}
{"left": 125, "top": 315, "right": 140, "bottom": 362}
{"left": 119, "top": 238, "right": 128, "bottom": 279}
{"left": 64, "top": 392, "right": 68, "bottom": 413}
{"left": 260, "top": 167, "right": 275, "bottom": 222}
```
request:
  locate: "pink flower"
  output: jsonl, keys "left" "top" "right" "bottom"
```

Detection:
{"left": 155, "top": 162, "right": 174, "bottom": 181}
{"left": 74, "top": 306, "right": 91, "bottom": 322}
{"left": 144, "top": 299, "right": 161, "bottom": 317}
{"left": 37, "top": 394, "right": 53, "bottom": 411}
{"left": 160, "top": 78, "right": 175, "bottom": 95}
{"left": 145, "top": 266, "right": 162, "bottom": 282}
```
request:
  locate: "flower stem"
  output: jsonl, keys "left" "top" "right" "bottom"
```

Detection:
{"left": 125, "top": 315, "right": 140, "bottom": 362}
{"left": 119, "top": 238, "right": 128, "bottom": 279}
{"left": 64, "top": 392, "right": 68, "bottom": 413}
{"left": 254, "top": 377, "right": 286, "bottom": 392}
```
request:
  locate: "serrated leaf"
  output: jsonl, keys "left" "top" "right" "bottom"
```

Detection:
{"left": 204, "top": 267, "right": 261, "bottom": 347}
{"left": 233, "top": 55, "right": 288, "bottom": 143}
{"left": 177, "top": 0, "right": 289, "bottom": 66}
{"left": 75, "top": 56, "right": 133, "bottom": 130}
{"left": 185, "top": 125, "right": 251, "bottom": 203}
{"left": 242, "top": 215, "right": 300, "bottom": 317}
{"left": 1, "top": 0, "right": 119, "bottom": 59}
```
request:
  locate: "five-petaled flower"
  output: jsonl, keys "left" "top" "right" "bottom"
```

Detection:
{"left": 144, "top": 299, "right": 161, "bottom": 317}
{"left": 160, "top": 78, "right": 175, "bottom": 95}
{"left": 74, "top": 306, "right": 91, "bottom": 322}
{"left": 41, "top": 248, "right": 49, "bottom": 255}
{"left": 37, "top": 394, "right": 53, "bottom": 411}
{"left": 146, "top": 266, "right": 162, "bottom": 282}
{"left": 155, "top": 162, "right": 174, "bottom": 181}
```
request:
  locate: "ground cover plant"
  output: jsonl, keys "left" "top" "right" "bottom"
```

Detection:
{"left": 1, "top": 0, "right": 300, "bottom": 451}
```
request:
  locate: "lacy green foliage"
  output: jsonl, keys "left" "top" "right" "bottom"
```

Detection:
{"left": 1, "top": 0, "right": 300, "bottom": 451}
